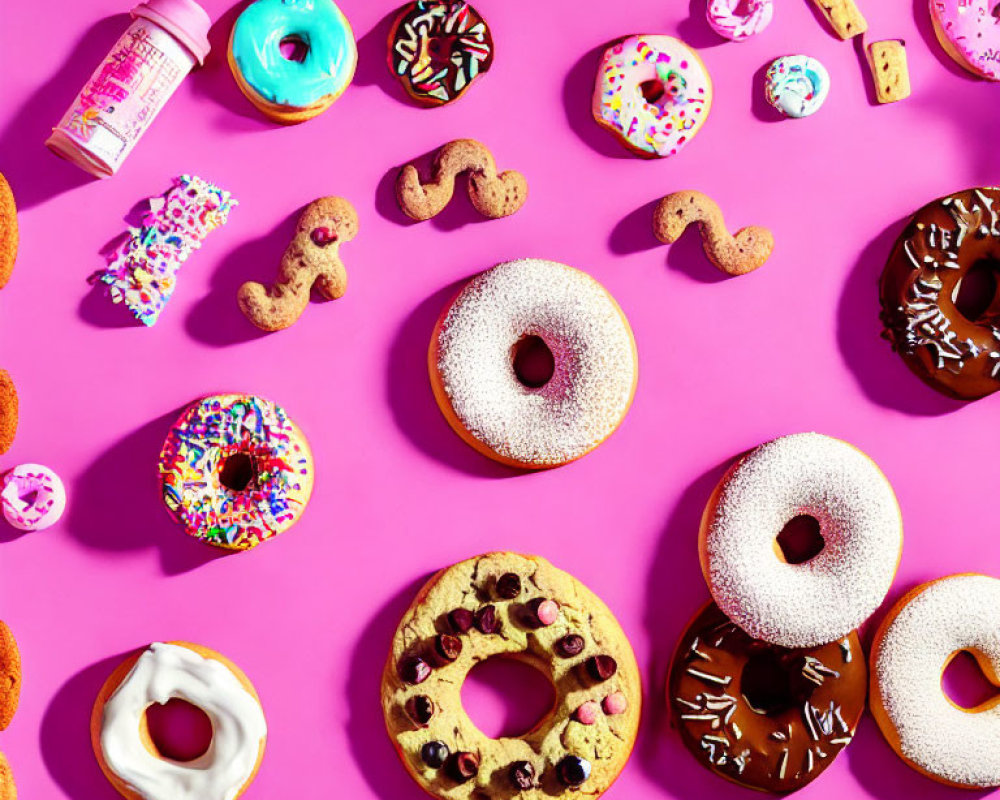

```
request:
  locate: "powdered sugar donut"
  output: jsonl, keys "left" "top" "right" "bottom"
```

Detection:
{"left": 764, "top": 55, "right": 830, "bottom": 118}
{"left": 592, "top": 35, "right": 712, "bottom": 158}
{"left": 429, "top": 259, "right": 638, "bottom": 469}
{"left": 871, "top": 574, "right": 1000, "bottom": 787}
{"left": 930, "top": 0, "right": 1000, "bottom": 80}
{"left": 707, "top": 0, "right": 774, "bottom": 41}
{"left": 699, "top": 433, "right": 903, "bottom": 648}
{"left": 1, "top": 464, "right": 66, "bottom": 531}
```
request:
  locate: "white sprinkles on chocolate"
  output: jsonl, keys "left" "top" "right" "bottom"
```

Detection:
{"left": 873, "top": 574, "right": 1000, "bottom": 788}
{"left": 434, "top": 259, "right": 637, "bottom": 466}
{"left": 702, "top": 432, "right": 902, "bottom": 648}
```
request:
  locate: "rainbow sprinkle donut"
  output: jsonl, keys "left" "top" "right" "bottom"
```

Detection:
{"left": 592, "top": 34, "right": 712, "bottom": 159}
{"left": 158, "top": 394, "right": 314, "bottom": 551}
{"left": 764, "top": 55, "right": 830, "bottom": 119}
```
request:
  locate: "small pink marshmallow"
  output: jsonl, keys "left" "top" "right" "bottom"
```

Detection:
{"left": 574, "top": 701, "right": 600, "bottom": 725}
{"left": 602, "top": 692, "right": 628, "bottom": 716}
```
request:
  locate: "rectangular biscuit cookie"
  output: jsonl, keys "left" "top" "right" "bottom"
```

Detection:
{"left": 810, "top": 0, "right": 868, "bottom": 39}
{"left": 867, "top": 40, "right": 911, "bottom": 104}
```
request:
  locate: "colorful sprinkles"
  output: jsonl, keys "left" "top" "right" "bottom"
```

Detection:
{"left": 389, "top": 1, "right": 493, "bottom": 106}
{"left": 90, "top": 175, "right": 236, "bottom": 326}
{"left": 158, "top": 394, "right": 312, "bottom": 550}
{"left": 593, "top": 35, "right": 712, "bottom": 158}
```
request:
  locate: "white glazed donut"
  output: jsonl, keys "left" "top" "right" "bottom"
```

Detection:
{"left": 429, "top": 259, "right": 638, "bottom": 469}
{"left": 92, "top": 642, "right": 267, "bottom": 800}
{"left": 706, "top": 0, "right": 774, "bottom": 41}
{"left": 699, "top": 432, "right": 903, "bottom": 648}
{"left": 871, "top": 574, "right": 1000, "bottom": 788}
{"left": 1, "top": 463, "right": 66, "bottom": 531}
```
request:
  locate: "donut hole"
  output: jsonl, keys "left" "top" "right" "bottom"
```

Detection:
{"left": 741, "top": 651, "right": 798, "bottom": 716}
{"left": 219, "top": 452, "right": 256, "bottom": 493}
{"left": 953, "top": 258, "right": 1000, "bottom": 323}
{"left": 511, "top": 335, "right": 555, "bottom": 388}
{"left": 279, "top": 34, "right": 310, "bottom": 63}
{"left": 639, "top": 79, "right": 667, "bottom": 108}
{"left": 426, "top": 35, "right": 457, "bottom": 69}
{"left": 775, "top": 515, "right": 824, "bottom": 565}
{"left": 942, "top": 650, "right": 1000, "bottom": 711}
{"left": 461, "top": 656, "right": 556, "bottom": 738}
{"left": 17, "top": 489, "right": 38, "bottom": 508}
{"left": 145, "top": 699, "right": 213, "bottom": 762}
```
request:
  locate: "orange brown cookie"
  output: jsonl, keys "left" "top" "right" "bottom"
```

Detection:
{"left": 669, "top": 602, "right": 866, "bottom": 792}
{"left": 0, "top": 173, "right": 15, "bottom": 289}
{"left": 0, "top": 372, "right": 16, "bottom": 457}
{"left": 382, "top": 553, "right": 641, "bottom": 798}
{"left": 653, "top": 191, "right": 773, "bottom": 276}
{"left": 0, "top": 623, "right": 20, "bottom": 732}
{"left": 238, "top": 197, "right": 358, "bottom": 331}
{"left": 0, "top": 752, "right": 14, "bottom": 800}
{"left": 396, "top": 139, "right": 527, "bottom": 221}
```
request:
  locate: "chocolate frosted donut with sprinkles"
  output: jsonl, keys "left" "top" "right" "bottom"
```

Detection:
{"left": 381, "top": 552, "right": 641, "bottom": 800}
{"left": 429, "top": 259, "right": 638, "bottom": 469}
{"left": 699, "top": 432, "right": 903, "bottom": 649}
{"left": 880, "top": 187, "right": 1000, "bottom": 401}
{"left": 870, "top": 574, "right": 1000, "bottom": 788}
{"left": 388, "top": 1, "right": 493, "bottom": 106}
{"left": 158, "top": 394, "right": 314, "bottom": 550}
{"left": 669, "top": 602, "right": 866, "bottom": 793}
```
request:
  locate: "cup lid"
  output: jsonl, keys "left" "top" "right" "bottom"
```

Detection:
{"left": 132, "top": 0, "right": 212, "bottom": 65}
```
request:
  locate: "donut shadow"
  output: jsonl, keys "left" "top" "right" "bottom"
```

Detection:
{"left": 184, "top": 209, "right": 300, "bottom": 347}
{"left": 608, "top": 198, "right": 662, "bottom": 257}
{"left": 385, "top": 280, "right": 520, "bottom": 479}
{"left": 190, "top": 1, "right": 275, "bottom": 132}
{"left": 561, "top": 42, "right": 634, "bottom": 160}
{"left": 835, "top": 216, "right": 966, "bottom": 417}
{"left": 0, "top": 15, "right": 127, "bottom": 211}
{"left": 639, "top": 459, "right": 747, "bottom": 799}
{"left": 40, "top": 652, "right": 130, "bottom": 799}
{"left": 676, "top": 0, "right": 731, "bottom": 50}
{"left": 345, "top": 574, "right": 434, "bottom": 800}
{"left": 353, "top": 8, "right": 416, "bottom": 106}
{"left": 750, "top": 61, "right": 785, "bottom": 124}
{"left": 64, "top": 406, "right": 230, "bottom": 576}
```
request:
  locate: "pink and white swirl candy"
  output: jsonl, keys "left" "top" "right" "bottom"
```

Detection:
{"left": 707, "top": 0, "right": 774, "bottom": 41}
{"left": 1, "top": 464, "right": 66, "bottom": 531}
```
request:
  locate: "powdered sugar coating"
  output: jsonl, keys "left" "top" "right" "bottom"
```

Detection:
{"left": 433, "top": 259, "right": 637, "bottom": 467}
{"left": 873, "top": 575, "right": 1000, "bottom": 788}
{"left": 702, "top": 432, "right": 902, "bottom": 648}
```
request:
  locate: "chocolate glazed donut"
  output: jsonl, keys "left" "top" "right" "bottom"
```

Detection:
{"left": 880, "top": 187, "right": 1000, "bottom": 400}
{"left": 668, "top": 603, "right": 866, "bottom": 793}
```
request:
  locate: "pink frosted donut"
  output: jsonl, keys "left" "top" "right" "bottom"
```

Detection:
{"left": 1, "top": 463, "right": 66, "bottom": 531}
{"left": 706, "top": 0, "right": 774, "bottom": 41}
{"left": 929, "top": 0, "right": 1000, "bottom": 80}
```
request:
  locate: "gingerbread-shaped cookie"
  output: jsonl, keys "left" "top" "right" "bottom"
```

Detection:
{"left": 0, "top": 372, "right": 17, "bottom": 457}
{"left": 396, "top": 139, "right": 527, "bottom": 221}
{"left": 382, "top": 553, "right": 640, "bottom": 799}
{"left": 238, "top": 197, "right": 358, "bottom": 331}
{"left": 0, "top": 173, "right": 16, "bottom": 290}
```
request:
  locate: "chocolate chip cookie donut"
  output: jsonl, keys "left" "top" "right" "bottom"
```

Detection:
{"left": 881, "top": 187, "right": 1000, "bottom": 401}
{"left": 669, "top": 602, "right": 866, "bottom": 792}
{"left": 381, "top": 553, "right": 641, "bottom": 798}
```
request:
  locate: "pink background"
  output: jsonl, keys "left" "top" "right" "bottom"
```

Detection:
{"left": 1, "top": 0, "right": 999, "bottom": 797}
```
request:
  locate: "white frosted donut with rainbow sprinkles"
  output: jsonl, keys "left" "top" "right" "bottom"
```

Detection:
{"left": 1, "top": 463, "right": 66, "bottom": 531}
{"left": 930, "top": 0, "right": 1000, "bottom": 81}
{"left": 592, "top": 35, "right": 712, "bottom": 159}
{"left": 871, "top": 574, "right": 1000, "bottom": 788}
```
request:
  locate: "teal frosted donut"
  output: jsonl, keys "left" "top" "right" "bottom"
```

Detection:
{"left": 229, "top": 0, "right": 357, "bottom": 123}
